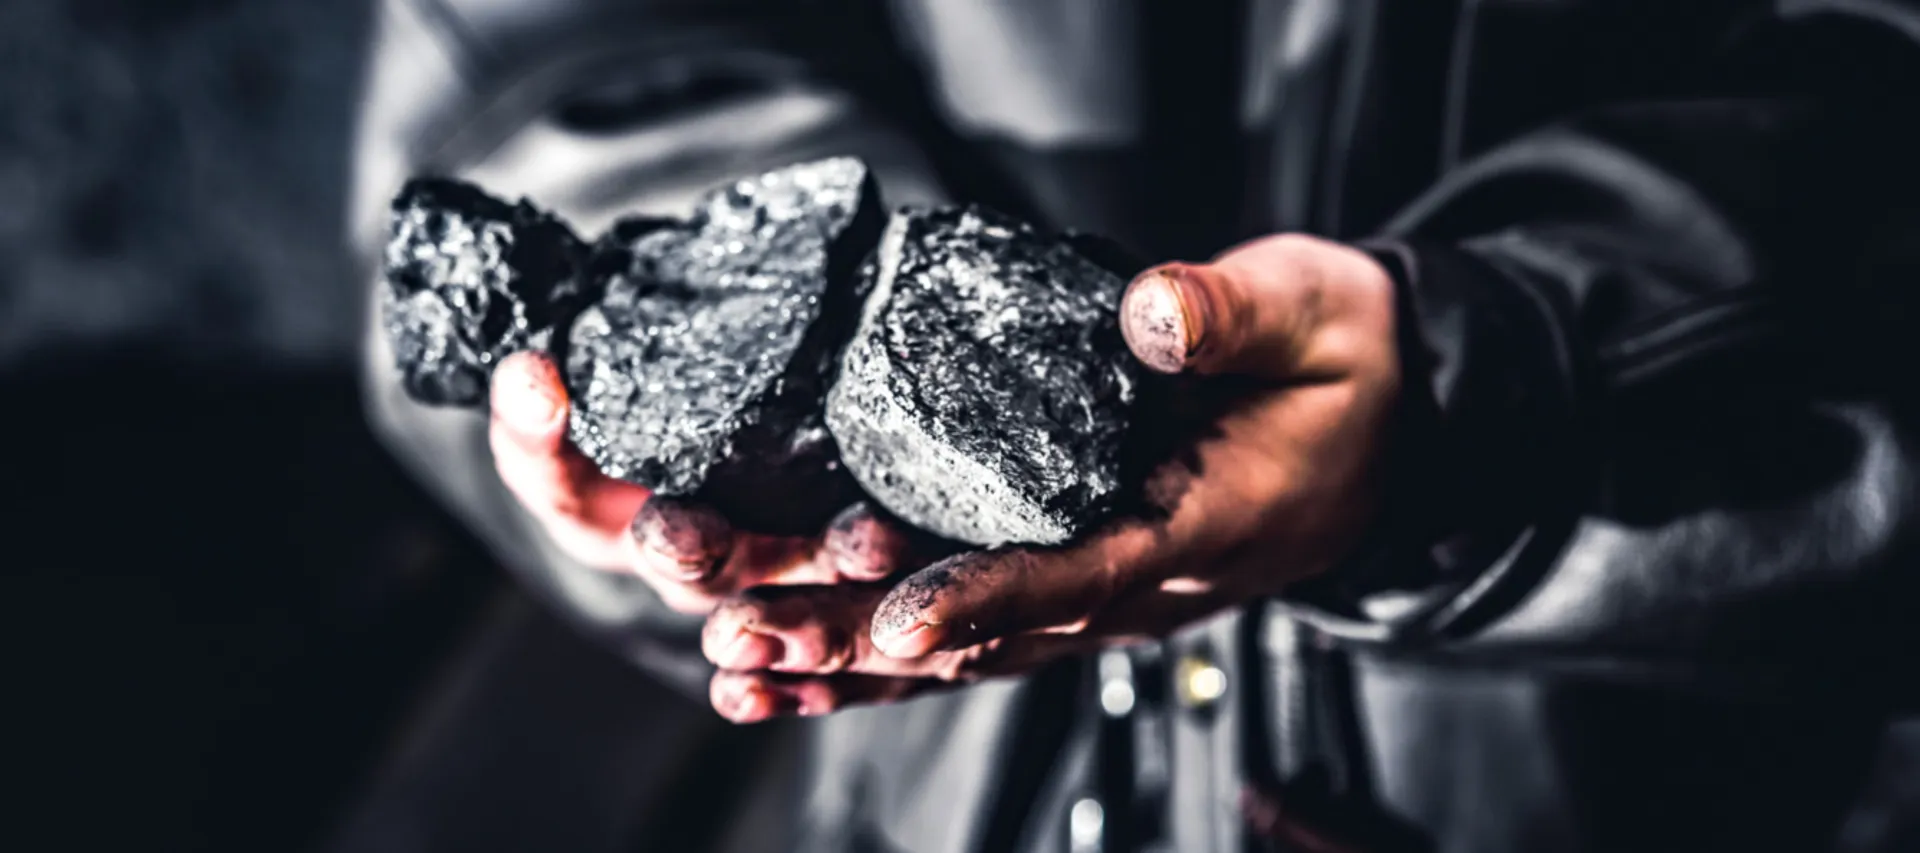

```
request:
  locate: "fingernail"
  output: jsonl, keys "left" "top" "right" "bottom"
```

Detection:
{"left": 493, "top": 357, "right": 561, "bottom": 434}
{"left": 873, "top": 621, "right": 941, "bottom": 659}
{"left": 1121, "top": 268, "right": 1205, "bottom": 374}
{"left": 871, "top": 560, "right": 958, "bottom": 656}
{"left": 718, "top": 629, "right": 783, "bottom": 670}
{"left": 632, "top": 502, "right": 731, "bottom": 580}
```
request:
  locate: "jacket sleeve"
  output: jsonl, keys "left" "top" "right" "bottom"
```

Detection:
{"left": 1279, "top": 4, "right": 1920, "bottom": 697}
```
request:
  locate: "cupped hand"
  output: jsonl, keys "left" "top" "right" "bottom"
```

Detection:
{"left": 700, "top": 233, "right": 1402, "bottom": 722}
{"left": 487, "top": 351, "right": 933, "bottom": 614}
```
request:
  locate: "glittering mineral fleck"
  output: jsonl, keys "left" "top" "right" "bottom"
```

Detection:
{"left": 381, "top": 178, "right": 590, "bottom": 406}
{"left": 565, "top": 157, "right": 883, "bottom": 532}
{"left": 825, "top": 206, "right": 1140, "bottom": 546}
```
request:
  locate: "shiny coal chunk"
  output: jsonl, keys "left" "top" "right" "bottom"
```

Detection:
{"left": 825, "top": 206, "right": 1140, "bottom": 546}
{"left": 565, "top": 158, "right": 883, "bottom": 532}
{"left": 381, "top": 178, "right": 590, "bottom": 406}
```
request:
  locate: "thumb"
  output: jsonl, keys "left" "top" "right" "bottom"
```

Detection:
{"left": 490, "top": 351, "right": 571, "bottom": 452}
{"left": 1118, "top": 234, "right": 1393, "bottom": 381}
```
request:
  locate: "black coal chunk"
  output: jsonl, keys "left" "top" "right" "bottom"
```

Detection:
{"left": 825, "top": 206, "right": 1141, "bottom": 546}
{"left": 381, "top": 178, "right": 590, "bottom": 406}
{"left": 564, "top": 158, "right": 884, "bottom": 532}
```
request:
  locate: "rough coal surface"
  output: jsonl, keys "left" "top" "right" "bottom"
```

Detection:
{"left": 826, "top": 206, "right": 1140, "bottom": 546}
{"left": 381, "top": 179, "right": 589, "bottom": 406}
{"left": 565, "top": 158, "right": 882, "bottom": 532}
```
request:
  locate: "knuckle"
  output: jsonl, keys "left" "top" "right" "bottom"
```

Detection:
{"left": 1262, "top": 231, "right": 1324, "bottom": 257}
{"left": 1251, "top": 233, "right": 1332, "bottom": 276}
{"left": 1239, "top": 233, "right": 1327, "bottom": 300}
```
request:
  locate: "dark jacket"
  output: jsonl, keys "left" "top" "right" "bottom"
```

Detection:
{"left": 356, "top": 1, "right": 1920, "bottom": 850}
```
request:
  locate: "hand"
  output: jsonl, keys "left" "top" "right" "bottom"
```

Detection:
{"left": 487, "top": 351, "right": 934, "bottom": 614}
{"left": 699, "top": 234, "right": 1401, "bottom": 721}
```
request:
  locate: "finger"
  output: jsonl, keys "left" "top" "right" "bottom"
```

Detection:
{"left": 631, "top": 497, "right": 945, "bottom": 601}
{"left": 718, "top": 532, "right": 837, "bottom": 588}
{"left": 489, "top": 351, "right": 570, "bottom": 454}
{"left": 708, "top": 668, "right": 775, "bottom": 724}
{"left": 1119, "top": 234, "right": 1393, "bottom": 380}
{"left": 703, "top": 584, "right": 895, "bottom": 674}
{"left": 702, "top": 584, "right": 1115, "bottom": 680}
{"left": 868, "top": 393, "right": 1318, "bottom": 659}
{"left": 627, "top": 498, "right": 841, "bottom": 606}
{"left": 629, "top": 497, "right": 736, "bottom": 584}
{"left": 489, "top": 352, "right": 649, "bottom": 568}
{"left": 868, "top": 546, "right": 1131, "bottom": 660}
{"left": 708, "top": 670, "right": 930, "bottom": 723}
{"left": 710, "top": 639, "right": 1111, "bottom": 721}
{"left": 818, "top": 502, "right": 939, "bottom": 582}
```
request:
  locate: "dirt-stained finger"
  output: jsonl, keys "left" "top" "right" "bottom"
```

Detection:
{"left": 819, "top": 502, "right": 947, "bottom": 581}
{"left": 708, "top": 670, "right": 933, "bottom": 723}
{"left": 630, "top": 497, "right": 735, "bottom": 583}
{"left": 488, "top": 353, "right": 649, "bottom": 569}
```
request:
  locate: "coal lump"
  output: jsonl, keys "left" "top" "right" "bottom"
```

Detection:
{"left": 380, "top": 178, "right": 589, "bottom": 406}
{"left": 825, "top": 206, "right": 1140, "bottom": 546}
{"left": 564, "top": 157, "right": 883, "bottom": 531}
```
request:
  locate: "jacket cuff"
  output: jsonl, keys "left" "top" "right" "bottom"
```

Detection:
{"left": 1277, "top": 238, "right": 1596, "bottom": 642}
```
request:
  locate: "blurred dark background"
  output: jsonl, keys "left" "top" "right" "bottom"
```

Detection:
{"left": 0, "top": 0, "right": 362, "bottom": 362}
{"left": 4, "top": 1, "right": 771, "bottom": 851}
